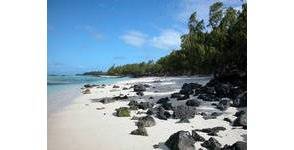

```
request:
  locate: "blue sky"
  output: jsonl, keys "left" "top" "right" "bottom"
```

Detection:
{"left": 48, "top": 0, "right": 243, "bottom": 74}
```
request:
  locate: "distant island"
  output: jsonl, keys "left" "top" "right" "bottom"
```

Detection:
{"left": 76, "top": 71, "right": 107, "bottom": 77}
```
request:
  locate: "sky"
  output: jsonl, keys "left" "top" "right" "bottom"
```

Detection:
{"left": 48, "top": 0, "right": 244, "bottom": 75}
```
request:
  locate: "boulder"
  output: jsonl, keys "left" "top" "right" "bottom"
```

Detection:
{"left": 217, "top": 98, "right": 231, "bottom": 111}
{"left": 122, "top": 87, "right": 128, "bottom": 90}
{"left": 112, "top": 95, "right": 128, "bottom": 100}
{"left": 193, "top": 88, "right": 202, "bottom": 96}
{"left": 165, "top": 131, "right": 196, "bottom": 150}
{"left": 222, "top": 141, "right": 247, "bottom": 150}
{"left": 138, "top": 102, "right": 153, "bottom": 110}
{"left": 186, "top": 99, "right": 201, "bottom": 107}
{"left": 200, "top": 112, "right": 208, "bottom": 116}
{"left": 200, "top": 86, "right": 216, "bottom": 95}
{"left": 191, "top": 130, "right": 205, "bottom": 142}
{"left": 177, "top": 94, "right": 190, "bottom": 101}
{"left": 130, "top": 126, "right": 148, "bottom": 136}
{"left": 215, "top": 83, "right": 232, "bottom": 98}
{"left": 234, "top": 110, "right": 246, "bottom": 117}
{"left": 179, "top": 89, "right": 193, "bottom": 96}
{"left": 146, "top": 107, "right": 157, "bottom": 115}
{"left": 146, "top": 106, "right": 172, "bottom": 120}
{"left": 153, "top": 144, "right": 160, "bottom": 149}
{"left": 203, "top": 115, "right": 217, "bottom": 120}
{"left": 233, "top": 112, "right": 247, "bottom": 128}
{"left": 133, "top": 84, "right": 146, "bottom": 92}
{"left": 211, "top": 112, "right": 222, "bottom": 117}
{"left": 179, "top": 83, "right": 194, "bottom": 95}
{"left": 138, "top": 115, "right": 156, "bottom": 127}
{"left": 83, "top": 89, "right": 91, "bottom": 94}
{"left": 194, "top": 127, "right": 226, "bottom": 136}
{"left": 201, "top": 137, "right": 222, "bottom": 150}
{"left": 128, "top": 100, "right": 138, "bottom": 110}
{"left": 173, "top": 105, "right": 196, "bottom": 119}
{"left": 233, "top": 91, "right": 247, "bottom": 107}
{"left": 157, "top": 106, "right": 171, "bottom": 120}
{"left": 136, "top": 91, "right": 144, "bottom": 96}
{"left": 157, "top": 97, "right": 170, "bottom": 104}
{"left": 180, "top": 83, "right": 202, "bottom": 96}
{"left": 161, "top": 102, "right": 173, "bottom": 110}
{"left": 113, "top": 85, "right": 120, "bottom": 88}
{"left": 176, "top": 118, "right": 190, "bottom": 123}
{"left": 171, "top": 92, "right": 182, "bottom": 99}
{"left": 115, "top": 107, "right": 130, "bottom": 117}
{"left": 84, "top": 84, "right": 92, "bottom": 88}
{"left": 202, "top": 112, "right": 221, "bottom": 120}
{"left": 214, "top": 64, "right": 246, "bottom": 86}
{"left": 198, "top": 94, "right": 219, "bottom": 102}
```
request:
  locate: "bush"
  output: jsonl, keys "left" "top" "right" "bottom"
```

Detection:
{"left": 116, "top": 107, "right": 130, "bottom": 117}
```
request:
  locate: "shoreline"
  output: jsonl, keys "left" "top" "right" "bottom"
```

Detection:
{"left": 48, "top": 76, "right": 246, "bottom": 150}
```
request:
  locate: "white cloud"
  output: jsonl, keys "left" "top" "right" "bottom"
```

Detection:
{"left": 150, "top": 29, "right": 181, "bottom": 50}
{"left": 120, "top": 31, "right": 147, "bottom": 47}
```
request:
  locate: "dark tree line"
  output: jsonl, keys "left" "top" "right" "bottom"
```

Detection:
{"left": 107, "top": 2, "right": 247, "bottom": 76}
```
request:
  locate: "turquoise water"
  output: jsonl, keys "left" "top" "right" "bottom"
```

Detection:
{"left": 47, "top": 75, "right": 130, "bottom": 115}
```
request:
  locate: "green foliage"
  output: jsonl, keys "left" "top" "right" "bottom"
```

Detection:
{"left": 209, "top": 2, "right": 224, "bottom": 29}
{"left": 107, "top": 60, "right": 162, "bottom": 77}
{"left": 116, "top": 107, "right": 130, "bottom": 117}
{"left": 107, "top": 2, "right": 247, "bottom": 76}
{"left": 81, "top": 71, "right": 105, "bottom": 76}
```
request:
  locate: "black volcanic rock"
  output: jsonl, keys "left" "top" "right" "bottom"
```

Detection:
{"left": 194, "top": 127, "right": 226, "bottom": 136}
{"left": 133, "top": 84, "right": 146, "bottom": 92}
{"left": 157, "top": 97, "right": 170, "bottom": 104}
{"left": 217, "top": 98, "right": 231, "bottom": 111}
{"left": 191, "top": 130, "right": 205, "bottom": 142}
{"left": 201, "top": 137, "right": 222, "bottom": 150}
{"left": 233, "top": 112, "right": 247, "bottom": 129}
{"left": 173, "top": 105, "right": 196, "bottom": 119}
{"left": 137, "top": 102, "right": 153, "bottom": 110}
{"left": 222, "top": 141, "right": 247, "bottom": 150}
{"left": 186, "top": 99, "right": 201, "bottom": 107}
{"left": 233, "top": 91, "right": 247, "bottom": 107}
{"left": 130, "top": 126, "right": 148, "bottom": 136}
{"left": 198, "top": 94, "right": 220, "bottom": 102}
{"left": 176, "top": 118, "right": 190, "bottom": 123}
{"left": 138, "top": 115, "right": 156, "bottom": 127}
{"left": 165, "top": 131, "right": 196, "bottom": 150}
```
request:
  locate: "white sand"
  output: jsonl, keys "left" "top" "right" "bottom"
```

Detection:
{"left": 48, "top": 76, "right": 246, "bottom": 150}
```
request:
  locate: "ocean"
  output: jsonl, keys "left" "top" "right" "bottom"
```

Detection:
{"left": 47, "top": 75, "right": 130, "bottom": 115}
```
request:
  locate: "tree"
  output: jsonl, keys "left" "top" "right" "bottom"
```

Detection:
{"left": 208, "top": 2, "right": 224, "bottom": 29}
{"left": 106, "top": 2, "right": 247, "bottom": 76}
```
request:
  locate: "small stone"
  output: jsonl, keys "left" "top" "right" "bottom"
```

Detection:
{"left": 130, "top": 126, "right": 148, "bottom": 136}
{"left": 153, "top": 144, "right": 159, "bottom": 149}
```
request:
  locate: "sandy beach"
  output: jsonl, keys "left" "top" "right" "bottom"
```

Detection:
{"left": 48, "top": 76, "right": 247, "bottom": 150}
